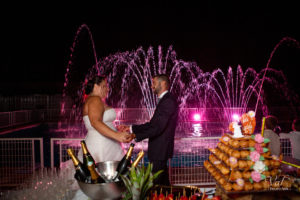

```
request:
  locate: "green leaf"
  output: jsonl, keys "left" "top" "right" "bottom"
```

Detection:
{"left": 136, "top": 166, "right": 141, "bottom": 178}
{"left": 249, "top": 177, "right": 253, "bottom": 184}
{"left": 120, "top": 162, "right": 163, "bottom": 200}
{"left": 140, "top": 175, "right": 145, "bottom": 188}
{"left": 130, "top": 166, "right": 138, "bottom": 182}
{"left": 122, "top": 191, "right": 132, "bottom": 200}
{"left": 120, "top": 175, "right": 132, "bottom": 195}
{"left": 131, "top": 185, "right": 141, "bottom": 198}
{"left": 152, "top": 169, "right": 163, "bottom": 180}
{"left": 264, "top": 138, "right": 270, "bottom": 143}
{"left": 120, "top": 175, "right": 131, "bottom": 188}
{"left": 141, "top": 164, "right": 145, "bottom": 175}
{"left": 142, "top": 182, "right": 153, "bottom": 198}
{"left": 141, "top": 180, "right": 149, "bottom": 195}
{"left": 144, "top": 163, "right": 151, "bottom": 181}
{"left": 259, "top": 156, "right": 265, "bottom": 161}
{"left": 133, "top": 181, "right": 140, "bottom": 189}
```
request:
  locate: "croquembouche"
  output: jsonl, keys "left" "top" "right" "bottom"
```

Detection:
{"left": 204, "top": 111, "right": 292, "bottom": 192}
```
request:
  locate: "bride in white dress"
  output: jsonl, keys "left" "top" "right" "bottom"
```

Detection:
{"left": 71, "top": 76, "right": 133, "bottom": 199}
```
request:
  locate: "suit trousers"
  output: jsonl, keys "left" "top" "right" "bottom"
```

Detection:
{"left": 151, "top": 160, "right": 170, "bottom": 186}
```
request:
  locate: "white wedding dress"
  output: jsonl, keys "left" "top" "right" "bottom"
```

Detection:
{"left": 71, "top": 108, "right": 125, "bottom": 200}
{"left": 80, "top": 108, "right": 125, "bottom": 162}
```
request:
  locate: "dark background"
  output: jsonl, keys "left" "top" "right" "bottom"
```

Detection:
{"left": 1, "top": 2, "right": 299, "bottom": 95}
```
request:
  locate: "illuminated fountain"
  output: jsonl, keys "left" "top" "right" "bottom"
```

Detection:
{"left": 60, "top": 24, "right": 299, "bottom": 137}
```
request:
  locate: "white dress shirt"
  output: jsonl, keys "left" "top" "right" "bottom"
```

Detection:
{"left": 130, "top": 91, "right": 169, "bottom": 133}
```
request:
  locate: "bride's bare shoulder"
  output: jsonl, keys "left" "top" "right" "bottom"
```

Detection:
{"left": 83, "top": 96, "right": 104, "bottom": 115}
{"left": 86, "top": 96, "right": 103, "bottom": 104}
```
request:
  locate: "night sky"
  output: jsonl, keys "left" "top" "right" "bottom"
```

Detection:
{"left": 1, "top": 2, "right": 300, "bottom": 95}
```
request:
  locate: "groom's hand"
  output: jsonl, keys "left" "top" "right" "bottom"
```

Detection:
{"left": 118, "top": 132, "right": 133, "bottom": 143}
{"left": 117, "top": 125, "right": 130, "bottom": 132}
{"left": 131, "top": 133, "right": 136, "bottom": 140}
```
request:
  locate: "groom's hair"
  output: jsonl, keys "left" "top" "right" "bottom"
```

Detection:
{"left": 265, "top": 115, "right": 278, "bottom": 130}
{"left": 154, "top": 74, "right": 170, "bottom": 89}
{"left": 85, "top": 75, "right": 106, "bottom": 95}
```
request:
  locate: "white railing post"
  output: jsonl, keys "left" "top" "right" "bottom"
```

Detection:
{"left": 32, "top": 140, "right": 35, "bottom": 173}
{"left": 40, "top": 138, "right": 44, "bottom": 169}
{"left": 51, "top": 138, "right": 54, "bottom": 168}
{"left": 59, "top": 140, "right": 62, "bottom": 166}
{"left": 0, "top": 138, "right": 44, "bottom": 186}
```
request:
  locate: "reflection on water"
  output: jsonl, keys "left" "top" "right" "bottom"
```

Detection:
{"left": 192, "top": 123, "right": 202, "bottom": 137}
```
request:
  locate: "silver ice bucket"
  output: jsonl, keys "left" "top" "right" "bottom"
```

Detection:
{"left": 77, "top": 161, "right": 126, "bottom": 200}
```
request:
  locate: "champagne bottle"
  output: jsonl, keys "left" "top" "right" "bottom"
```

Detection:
{"left": 122, "top": 151, "right": 144, "bottom": 179}
{"left": 67, "top": 148, "right": 90, "bottom": 182}
{"left": 87, "top": 161, "right": 105, "bottom": 184}
{"left": 132, "top": 150, "right": 144, "bottom": 168}
{"left": 80, "top": 140, "right": 95, "bottom": 166}
{"left": 113, "top": 143, "right": 135, "bottom": 180}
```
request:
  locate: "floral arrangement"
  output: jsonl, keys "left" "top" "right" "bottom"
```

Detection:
{"left": 228, "top": 111, "right": 272, "bottom": 183}
{"left": 248, "top": 134, "right": 270, "bottom": 183}
{"left": 121, "top": 163, "right": 163, "bottom": 200}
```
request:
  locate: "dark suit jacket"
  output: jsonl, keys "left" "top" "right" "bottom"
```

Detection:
{"left": 132, "top": 92, "right": 178, "bottom": 161}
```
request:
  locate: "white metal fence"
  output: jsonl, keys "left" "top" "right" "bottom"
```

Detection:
{"left": 0, "top": 138, "right": 44, "bottom": 187}
{"left": 170, "top": 137, "right": 219, "bottom": 186}
{"left": 0, "top": 94, "right": 71, "bottom": 112}
{"left": 0, "top": 109, "right": 72, "bottom": 129}
{"left": 50, "top": 138, "right": 82, "bottom": 168}
{"left": 49, "top": 137, "right": 293, "bottom": 186}
{"left": 50, "top": 138, "right": 149, "bottom": 168}
{"left": 0, "top": 137, "right": 293, "bottom": 188}
{"left": 0, "top": 111, "right": 33, "bottom": 129}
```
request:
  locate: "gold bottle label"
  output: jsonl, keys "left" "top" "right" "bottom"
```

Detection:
{"left": 132, "top": 151, "right": 144, "bottom": 167}
{"left": 87, "top": 163, "right": 99, "bottom": 181}
{"left": 81, "top": 141, "right": 89, "bottom": 155}
{"left": 67, "top": 148, "right": 79, "bottom": 166}
{"left": 125, "top": 145, "right": 134, "bottom": 159}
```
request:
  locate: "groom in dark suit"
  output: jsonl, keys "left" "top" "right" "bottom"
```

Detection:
{"left": 119, "top": 74, "right": 178, "bottom": 185}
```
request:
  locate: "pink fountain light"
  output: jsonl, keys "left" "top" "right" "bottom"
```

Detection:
{"left": 193, "top": 113, "right": 201, "bottom": 121}
{"left": 232, "top": 114, "right": 240, "bottom": 122}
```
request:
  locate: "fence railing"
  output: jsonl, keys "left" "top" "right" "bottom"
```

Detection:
{"left": 49, "top": 137, "right": 293, "bottom": 186}
{"left": 0, "top": 137, "right": 293, "bottom": 187}
{"left": 0, "top": 138, "right": 44, "bottom": 187}
{"left": 0, "top": 111, "right": 33, "bottom": 129}
{"left": 170, "top": 137, "right": 219, "bottom": 185}
{"left": 50, "top": 137, "right": 219, "bottom": 185}
{"left": 0, "top": 109, "right": 72, "bottom": 129}
{"left": 50, "top": 138, "right": 149, "bottom": 169}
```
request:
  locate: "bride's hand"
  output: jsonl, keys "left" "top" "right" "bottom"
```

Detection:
{"left": 117, "top": 132, "right": 133, "bottom": 143}
{"left": 116, "top": 125, "right": 130, "bottom": 132}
